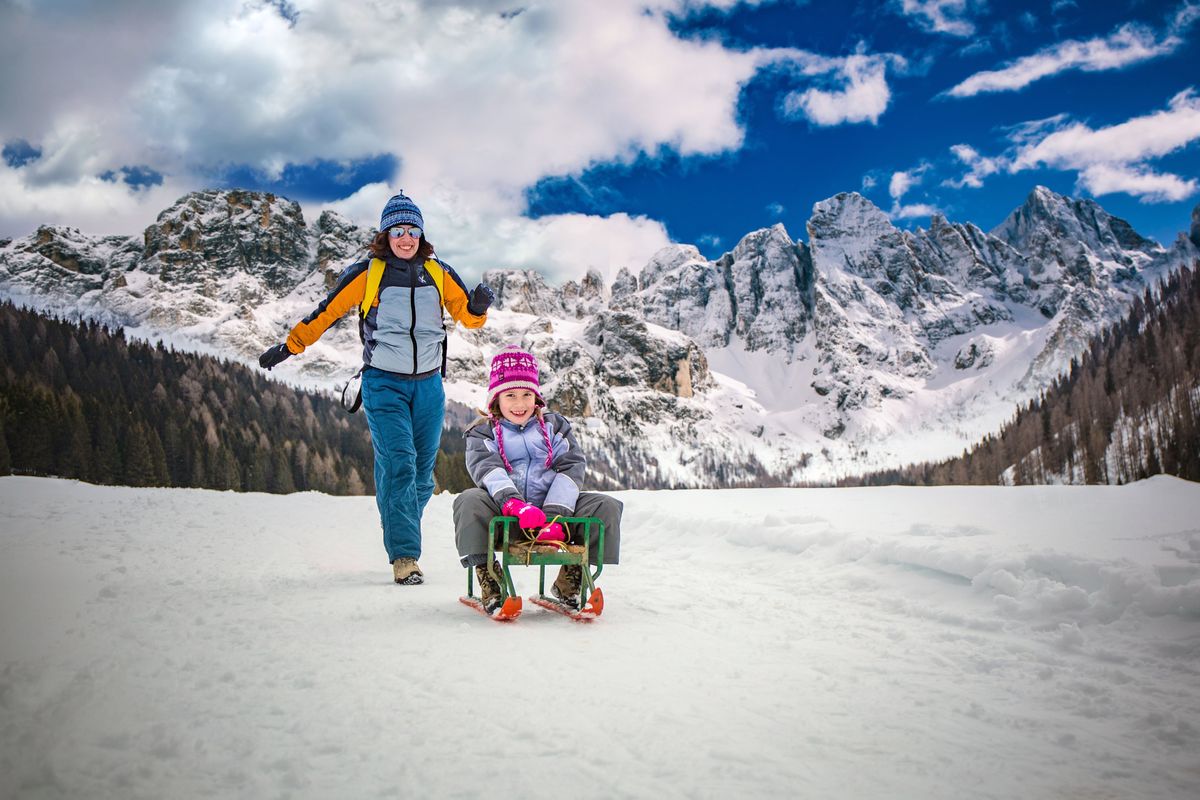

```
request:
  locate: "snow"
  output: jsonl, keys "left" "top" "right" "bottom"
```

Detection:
{"left": 2, "top": 476, "right": 1199, "bottom": 798}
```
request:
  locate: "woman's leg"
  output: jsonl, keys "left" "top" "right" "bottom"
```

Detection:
{"left": 362, "top": 369, "right": 424, "bottom": 563}
{"left": 409, "top": 373, "right": 445, "bottom": 525}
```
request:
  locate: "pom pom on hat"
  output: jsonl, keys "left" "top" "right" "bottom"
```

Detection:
{"left": 380, "top": 192, "right": 424, "bottom": 232}
{"left": 487, "top": 345, "right": 543, "bottom": 409}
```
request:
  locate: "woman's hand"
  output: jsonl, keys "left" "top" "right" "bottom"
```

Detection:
{"left": 258, "top": 343, "right": 292, "bottom": 370}
{"left": 468, "top": 283, "right": 494, "bottom": 315}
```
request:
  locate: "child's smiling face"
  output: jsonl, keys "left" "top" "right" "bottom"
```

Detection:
{"left": 497, "top": 389, "right": 538, "bottom": 425}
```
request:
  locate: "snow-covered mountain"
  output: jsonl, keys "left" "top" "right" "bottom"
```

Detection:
{"left": 2, "top": 187, "right": 1197, "bottom": 486}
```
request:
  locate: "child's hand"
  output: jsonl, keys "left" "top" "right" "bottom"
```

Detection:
{"left": 501, "top": 497, "right": 547, "bottom": 529}
{"left": 535, "top": 522, "right": 565, "bottom": 543}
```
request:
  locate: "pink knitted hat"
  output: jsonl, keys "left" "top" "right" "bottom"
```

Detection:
{"left": 487, "top": 345, "right": 544, "bottom": 408}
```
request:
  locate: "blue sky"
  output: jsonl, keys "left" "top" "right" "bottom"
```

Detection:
{"left": 1, "top": 1, "right": 1197, "bottom": 281}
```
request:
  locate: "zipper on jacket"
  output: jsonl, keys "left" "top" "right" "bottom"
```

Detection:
{"left": 408, "top": 282, "right": 419, "bottom": 374}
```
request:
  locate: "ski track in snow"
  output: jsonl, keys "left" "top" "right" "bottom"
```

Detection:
{"left": 1, "top": 477, "right": 1199, "bottom": 799}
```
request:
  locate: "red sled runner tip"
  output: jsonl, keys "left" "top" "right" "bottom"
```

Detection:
{"left": 459, "top": 595, "right": 523, "bottom": 621}
{"left": 529, "top": 588, "right": 604, "bottom": 621}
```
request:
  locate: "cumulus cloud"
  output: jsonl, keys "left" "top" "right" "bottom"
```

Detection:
{"left": 779, "top": 51, "right": 902, "bottom": 126}
{"left": 944, "top": 144, "right": 1003, "bottom": 188}
{"left": 0, "top": 0, "right": 894, "bottom": 282}
{"left": 944, "top": 89, "right": 1200, "bottom": 203}
{"left": 1077, "top": 164, "right": 1197, "bottom": 202}
{"left": 897, "top": 0, "right": 980, "bottom": 37}
{"left": 887, "top": 164, "right": 937, "bottom": 219}
{"left": 945, "top": 4, "right": 1198, "bottom": 98}
{"left": 1009, "top": 90, "right": 1200, "bottom": 172}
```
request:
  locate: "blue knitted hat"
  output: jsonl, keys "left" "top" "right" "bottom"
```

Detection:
{"left": 379, "top": 192, "right": 424, "bottom": 232}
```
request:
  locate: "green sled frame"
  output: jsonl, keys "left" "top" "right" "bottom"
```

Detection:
{"left": 463, "top": 515, "right": 605, "bottom": 620}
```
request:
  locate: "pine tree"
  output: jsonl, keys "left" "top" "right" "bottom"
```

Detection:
{"left": 269, "top": 447, "right": 295, "bottom": 494}
{"left": 123, "top": 420, "right": 157, "bottom": 487}
{"left": 0, "top": 412, "right": 10, "bottom": 476}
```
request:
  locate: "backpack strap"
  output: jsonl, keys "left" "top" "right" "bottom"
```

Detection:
{"left": 423, "top": 258, "right": 446, "bottom": 311}
{"left": 359, "top": 257, "right": 446, "bottom": 319}
{"left": 360, "top": 258, "right": 386, "bottom": 319}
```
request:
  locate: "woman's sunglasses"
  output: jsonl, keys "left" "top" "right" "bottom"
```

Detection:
{"left": 388, "top": 226, "right": 423, "bottom": 240}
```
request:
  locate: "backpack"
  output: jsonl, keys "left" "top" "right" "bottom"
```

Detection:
{"left": 341, "top": 257, "right": 448, "bottom": 414}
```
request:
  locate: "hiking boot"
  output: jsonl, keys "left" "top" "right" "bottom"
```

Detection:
{"left": 392, "top": 557, "right": 423, "bottom": 585}
{"left": 475, "top": 562, "right": 504, "bottom": 615}
{"left": 551, "top": 564, "right": 582, "bottom": 610}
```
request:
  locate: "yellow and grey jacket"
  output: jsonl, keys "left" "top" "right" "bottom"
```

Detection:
{"left": 284, "top": 254, "right": 487, "bottom": 375}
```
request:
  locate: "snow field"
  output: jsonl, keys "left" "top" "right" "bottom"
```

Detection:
{"left": 1, "top": 476, "right": 1198, "bottom": 799}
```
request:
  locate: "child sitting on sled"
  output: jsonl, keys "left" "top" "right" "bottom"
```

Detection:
{"left": 452, "top": 345, "right": 622, "bottom": 616}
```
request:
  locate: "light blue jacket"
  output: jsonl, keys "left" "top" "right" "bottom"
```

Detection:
{"left": 464, "top": 412, "right": 586, "bottom": 513}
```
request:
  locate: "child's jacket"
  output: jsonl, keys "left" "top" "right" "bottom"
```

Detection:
{"left": 464, "top": 412, "right": 586, "bottom": 513}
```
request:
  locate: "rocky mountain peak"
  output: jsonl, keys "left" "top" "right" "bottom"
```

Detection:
{"left": 991, "top": 185, "right": 1161, "bottom": 269}
{"left": 1191, "top": 203, "right": 1200, "bottom": 249}
{"left": 141, "top": 189, "right": 313, "bottom": 295}
{"left": 807, "top": 193, "right": 898, "bottom": 277}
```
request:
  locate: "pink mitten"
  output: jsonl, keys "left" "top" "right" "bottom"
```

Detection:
{"left": 501, "top": 497, "right": 547, "bottom": 529}
{"left": 535, "top": 522, "right": 565, "bottom": 542}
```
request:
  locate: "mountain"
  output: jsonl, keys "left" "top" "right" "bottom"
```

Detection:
{"left": 844, "top": 262, "right": 1200, "bottom": 486}
{"left": 2, "top": 187, "right": 1197, "bottom": 486}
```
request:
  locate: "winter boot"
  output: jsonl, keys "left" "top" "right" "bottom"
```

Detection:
{"left": 392, "top": 557, "right": 424, "bottom": 585}
{"left": 551, "top": 564, "right": 582, "bottom": 610}
{"left": 475, "top": 562, "right": 504, "bottom": 615}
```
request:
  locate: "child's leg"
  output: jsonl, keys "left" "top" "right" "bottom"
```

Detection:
{"left": 571, "top": 492, "right": 622, "bottom": 566}
{"left": 452, "top": 488, "right": 503, "bottom": 568}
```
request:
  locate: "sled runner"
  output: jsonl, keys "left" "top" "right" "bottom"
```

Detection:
{"left": 459, "top": 515, "right": 605, "bottom": 622}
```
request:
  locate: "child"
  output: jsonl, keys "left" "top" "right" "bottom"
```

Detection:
{"left": 452, "top": 345, "right": 622, "bottom": 615}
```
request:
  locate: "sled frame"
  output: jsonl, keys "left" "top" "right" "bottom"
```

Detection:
{"left": 464, "top": 515, "right": 605, "bottom": 607}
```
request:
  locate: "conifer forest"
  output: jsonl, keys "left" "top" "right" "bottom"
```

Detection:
{"left": 0, "top": 301, "right": 474, "bottom": 494}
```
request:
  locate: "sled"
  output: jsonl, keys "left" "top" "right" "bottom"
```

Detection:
{"left": 461, "top": 515, "right": 605, "bottom": 621}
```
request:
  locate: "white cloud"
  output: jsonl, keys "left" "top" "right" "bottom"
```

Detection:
{"left": 887, "top": 165, "right": 936, "bottom": 219}
{"left": 946, "top": 7, "right": 1198, "bottom": 98}
{"left": 1009, "top": 89, "right": 1200, "bottom": 172}
{"left": 780, "top": 52, "right": 900, "bottom": 126}
{"left": 1, "top": 0, "right": 902, "bottom": 282}
{"left": 1078, "top": 164, "right": 1197, "bottom": 203}
{"left": 889, "top": 170, "right": 920, "bottom": 201}
{"left": 944, "top": 143, "right": 1002, "bottom": 188}
{"left": 943, "top": 89, "right": 1200, "bottom": 203}
{"left": 3, "top": 0, "right": 822, "bottom": 282}
{"left": 897, "top": 0, "right": 980, "bottom": 37}
{"left": 890, "top": 202, "right": 939, "bottom": 220}
{"left": 766, "top": 201, "right": 786, "bottom": 217}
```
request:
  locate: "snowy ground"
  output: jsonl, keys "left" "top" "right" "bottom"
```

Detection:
{"left": 2, "top": 476, "right": 1199, "bottom": 799}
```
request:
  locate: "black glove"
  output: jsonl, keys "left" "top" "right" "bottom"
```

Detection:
{"left": 467, "top": 283, "right": 494, "bottom": 315}
{"left": 259, "top": 343, "right": 293, "bottom": 370}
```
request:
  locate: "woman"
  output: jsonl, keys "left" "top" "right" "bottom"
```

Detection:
{"left": 259, "top": 192, "right": 493, "bottom": 584}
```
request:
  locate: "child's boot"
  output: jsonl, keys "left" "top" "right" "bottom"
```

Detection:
{"left": 475, "top": 562, "right": 504, "bottom": 615}
{"left": 551, "top": 564, "right": 582, "bottom": 610}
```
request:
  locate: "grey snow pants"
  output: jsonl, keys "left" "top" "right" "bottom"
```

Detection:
{"left": 452, "top": 487, "right": 622, "bottom": 568}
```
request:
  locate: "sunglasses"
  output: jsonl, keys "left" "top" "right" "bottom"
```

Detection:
{"left": 388, "top": 226, "right": 423, "bottom": 240}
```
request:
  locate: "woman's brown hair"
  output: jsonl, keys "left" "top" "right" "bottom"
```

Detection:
{"left": 368, "top": 230, "right": 435, "bottom": 261}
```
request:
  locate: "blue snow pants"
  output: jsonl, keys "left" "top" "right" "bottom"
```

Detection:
{"left": 361, "top": 367, "right": 445, "bottom": 563}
